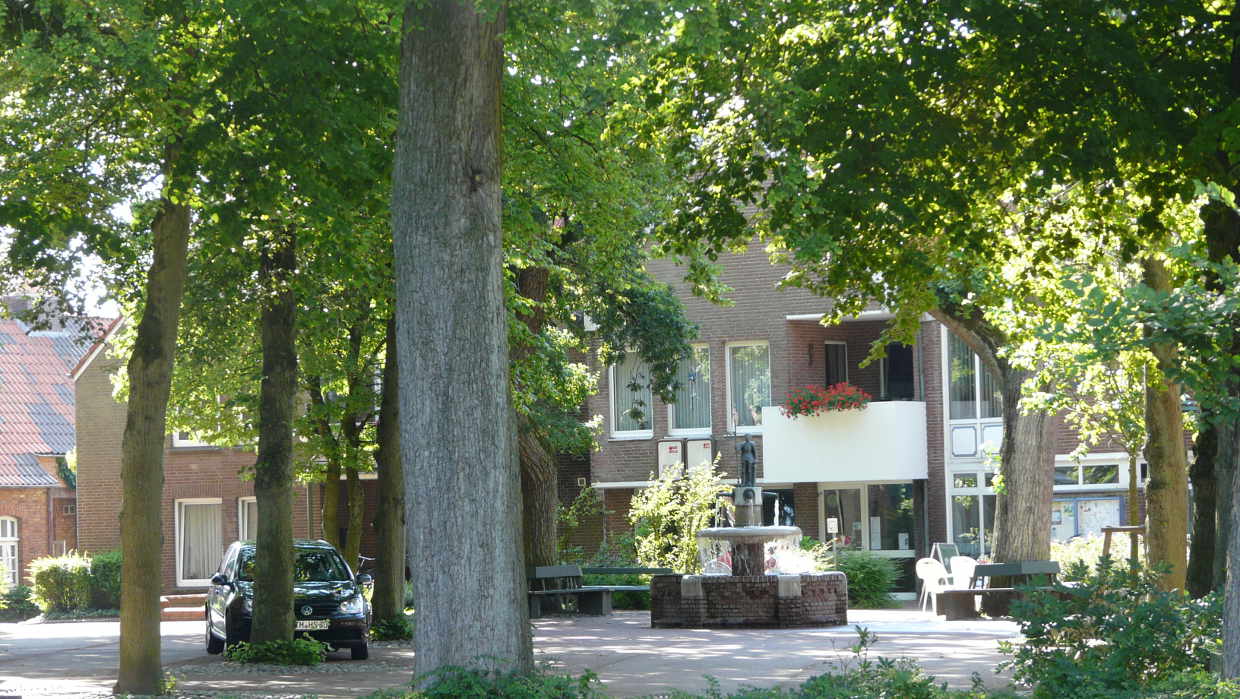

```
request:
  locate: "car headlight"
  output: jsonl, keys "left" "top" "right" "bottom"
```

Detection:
{"left": 338, "top": 595, "right": 365, "bottom": 615}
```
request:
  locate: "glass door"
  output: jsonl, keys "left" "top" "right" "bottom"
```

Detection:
{"left": 822, "top": 488, "right": 864, "bottom": 550}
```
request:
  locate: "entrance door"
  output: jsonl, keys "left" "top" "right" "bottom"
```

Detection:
{"left": 822, "top": 488, "right": 863, "bottom": 550}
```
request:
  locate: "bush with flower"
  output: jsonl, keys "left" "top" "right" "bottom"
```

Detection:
{"left": 781, "top": 383, "right": 872, "bottom": 418}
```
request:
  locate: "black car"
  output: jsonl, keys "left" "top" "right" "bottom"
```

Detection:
{"left": 206, "top": 539, "right": 373, "bottom": 659}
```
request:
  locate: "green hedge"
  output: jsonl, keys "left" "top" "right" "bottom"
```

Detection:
{"left": 29, "top": 553, "right": 93, "bottom": 612}
{"left": 835, "top": 550, "right": 898, "bottom": 608}
{"left": 89, "top": 550, "right": 122, "bottom": 609}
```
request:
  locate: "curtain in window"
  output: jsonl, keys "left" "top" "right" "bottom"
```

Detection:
{"left": 612, "top": 353, "right": 652, "bottom": 432}
{"left": 241, "top": 500, "right": 259, "bottom": 540}
{"left": 948, "top": 334, "right": 977, "bottom": 419}
{"left": 979, "top": 363, "right": 1003, "bottom": 418}
{"left": 0, "top": 517, "right": 16, "bottom": 587}
{"left": 672, "top": 346, "right": 711, "bottom": 430}
{"left": 825, "top": 343, "right": 847, "bottom": 385}
{"left": 180, "top": 502, "right": 222, "bottom": 581}
{"left": 729, "top": 344, "right": 771, "bottom": 427}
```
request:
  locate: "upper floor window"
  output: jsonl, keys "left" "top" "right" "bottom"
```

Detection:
{"left": 824, "top": 342, "right": 848, "bottom": 386}
{"left": 880, "top": 342, "right": 916, "bottom": 400}
{"left": 947, "top": 333, "right": 1002, "bottom": 420}
{"left": 669, "top": 345, "right": 711, "bottom": 434}
{"left": 610, "top": 352, "right": 652, "bottom": 437}
{"left": 172, "top": 431, "right": 210, "bottom": 448}
{"left": 727, "top": 342, "right": 771, "bottom": 431}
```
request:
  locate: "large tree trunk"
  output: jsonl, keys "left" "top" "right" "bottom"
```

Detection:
{"left": 372, "top": 316, "right": 406, "bottom": 623}
{"left": 250, "top": 230, "right": 298, "bottom": 644}
{"left": 1224, "top": 423, "right": 1240, "bottom": 677}
{"left": 519, "top": 418, "right": 558, "bottom": 567}
{"left": 932, "top": 310, "right": 1053, "bottom": 563}
{"left": 344, "top": 467, "right": 364, "bottom": 569}
{"left": 115, "top": 152, "right": 191, "bottom": 696}
{"left": 1142, "top": 257, "right": 1189, "bottom": 591}
{"left": 990, "top": 366, "right": 1055, "bottom": 562}
{"left": 393, "top": 0, "right": 530, "bottom": 678}
{"left": 1189, "top": 424, "right": 1218, "bottom": 596}
{"left": 1219, "top": 420, "right": 1239, "bottom": 592}
{"left": 1127, "top": 453, "right": 1140, "bottom": 564}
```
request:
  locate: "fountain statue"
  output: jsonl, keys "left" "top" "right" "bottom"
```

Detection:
{"left": 649, "top": 436, "right": 849, "bottom": 628}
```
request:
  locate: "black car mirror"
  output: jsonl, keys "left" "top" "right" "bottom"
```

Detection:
{"left": 210, "top": 572, "right": 231, "bottom": 587}
{"left": 356, "top": 573, "right": 373, "bottom": 587}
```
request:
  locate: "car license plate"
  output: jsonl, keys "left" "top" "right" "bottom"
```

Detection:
{"left": 295, "top": 620, "right": 330, "bottom": 631}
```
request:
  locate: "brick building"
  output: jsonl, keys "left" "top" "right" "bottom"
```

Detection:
{"left": 73, "top": 321, "right": 379, "bottom": 595}
{"left": 588, "top": 240, "right": 1146, "bottom": 594}
{"left": 0, "top": 300, "right": 97, "bottom": 588}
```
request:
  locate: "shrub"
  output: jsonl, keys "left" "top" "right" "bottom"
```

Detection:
{"left": 371, "top": 614, "right": 414, "bottom": 641}
{"left": 835, "top": 550, "right": 897, "bottom": 609}
{"left": 629, "top": 461, "right": 731, "bottom": 574}
{"left": 28, "top": 553, "right": 92, "bottom": 612}
{"left": 89, "top": 549, "right": 122, "bottom": 609}
{"left": 1000, "top": 559, "right": 1221, "bottom": 698}
{"left": 224, "top": 635, "right": 330, "bottom": 665}
{"left": 0, "top": 585, "right": 41, "bottom": 622}
{"left": 1050, "top": 534, "right": 1144, "bottom": 581}
{"left": 578, "top": 533, "right": 649, "bottom": 610}
{"left": 401, "top": 665, "right": 604, "bottom": 698}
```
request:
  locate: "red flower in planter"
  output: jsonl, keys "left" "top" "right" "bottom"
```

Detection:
{"left": 780, "top": 383, "right": 872, "bottom": 418}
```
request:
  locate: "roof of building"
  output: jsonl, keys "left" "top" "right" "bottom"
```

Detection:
{"left": 0, "top": 316, "right": 102, "bottom": 487}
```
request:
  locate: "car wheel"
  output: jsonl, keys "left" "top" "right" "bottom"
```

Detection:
{"left": 351, "top": 641, "right": 369, "bottom": 660}
{"left": 205, "top": 609, "right": 224, "bottom": 655}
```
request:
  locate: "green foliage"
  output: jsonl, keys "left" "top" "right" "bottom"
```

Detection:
{"left": 43, "top": 607, "right": 120, "bottom": 621}
{"left": 89, "top": 549, "right": 122, "bottom": 610}
{"left": 0, "top": 585, "right": 41, "bottom": 622}
{"left": 371, "top": 614, "right": 414, "bottom": 642}
{"left": 28, "top": 553, "right": 92, "bottom": 613}
{"left": 1050, "top": 535, "right": 1144, "bottom": 581}
{"left": 797, "top": 536, "right": 835, "bottom": 572}
{"left": 1001, "top": 560, "right": 1222, "bottom": 697}
{"left": 223, "top": 635, "right": 330, "bottom": 665}
{"left": 557, "top": 487, "right": 604, "bottom": 562}
{"left": 577, "top": 534, "right": 649, "bottom": 610}
{"left": 381, "top": 665, "right": 605, "bottom": 698}
{"left": 834, "top": 551, "right": 897, "bottom": 609}
{"left": 629, "top": 462, "right": 731, "bottom": 574}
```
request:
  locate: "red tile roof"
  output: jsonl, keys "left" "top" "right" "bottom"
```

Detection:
{"left": 0, "top": 318, "right": 100, "bottom": 487}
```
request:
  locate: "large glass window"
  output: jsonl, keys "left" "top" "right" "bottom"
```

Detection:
{"left": 951, "top": 494, "right": 981, "bottom": 557}
{"left": 670, "top": 345, "right": 711, "bottom": 433}
{"left": 824, "top": 342, "right": 848, "bottom": 386}
{"left": 728, "top": 342, "right": 771, "bottom": 430}
{"left": 176, "top": 499, "right": 222, "bottom": 586}
{"left": 0, "top": 517, "right": 17, "bottom": 587}
{"left": 867, "top": 484, "right": 915, "bottom": 551}
{"left": 948, "top": 333, "right": 1002, "bottom": 420}
{"left": 881, "top": 343, "right": 916, "bottom": 400}
{"left": 610, "top": 353, "right": 652, "bottom": 435}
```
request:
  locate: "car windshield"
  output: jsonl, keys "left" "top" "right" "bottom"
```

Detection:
{"left": 236, "top": 548, "right": 350, "bottom": 582}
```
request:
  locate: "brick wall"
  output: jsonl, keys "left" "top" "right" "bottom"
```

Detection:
{"left": 557, "top": 452, "right": 603, "bottom": 553}
{"left": 51, "top": 494, "right": 76, "bottom": 552}
{"left": 0, "top": 487, "right": 50, "bottom": 583}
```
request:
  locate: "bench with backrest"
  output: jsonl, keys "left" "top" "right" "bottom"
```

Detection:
{"left": 527, "top": 565, "right": 672, "bottom": 618}
{"left": 936, "top": 560, "right": 1061, "bottom": 620}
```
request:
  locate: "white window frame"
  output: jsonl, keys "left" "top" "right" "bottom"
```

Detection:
{"left": 1052, "top": 453, "right": 1131, "bottom": 492}
{"left": 823, "top": 341, "right": 848, "bottom": 386}
{"left": 725, "top": 340, "right": 772, "bottom": 434}
{"left": 668, "top": 344, "right": 712, "bottom": 437}
{"left": 172, "top": 431, "right": 210, "bottom": 448}
{"left": 608, "top": 361, "right": 653, "bottom": 440}
{"left": 175, "top": 498, "right": 222, "bottom": 587}
{"left": 0, "top": 517, "right": 18, "bottom": 588}
{"left": 237, "top": 496, "right": 258, "bottom": 541}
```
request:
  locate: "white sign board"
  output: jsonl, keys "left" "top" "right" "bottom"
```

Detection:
{"left": 685, "top": 439, "right": 713, "bottom": 469}
{"left": 657, "top": 440, "right": 683, "bottom": 477}
{"left": 826, "top": 517, "right": 839, "bottom": 535}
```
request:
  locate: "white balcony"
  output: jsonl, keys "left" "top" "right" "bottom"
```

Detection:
{"left": 761, "top": 402, "right": 928, "bottom": 483}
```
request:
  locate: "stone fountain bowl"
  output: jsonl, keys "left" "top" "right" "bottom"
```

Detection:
{"left": 695, "top": 525, "right": 802, "bottom": 542}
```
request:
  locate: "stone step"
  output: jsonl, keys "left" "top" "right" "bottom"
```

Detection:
{"left": 160, "top": 593, "right": 207, "bottom": 609}
{"left": 161, "top": 606, "right": 204, "bottom": 622}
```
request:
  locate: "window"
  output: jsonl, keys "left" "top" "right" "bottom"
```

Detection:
{"left": 172, "top": 431, "right": 210, "bottom": 448}
{"left": 0, "top": 517, "right": 17, "bottom": 588}
{"left": 669, "top": 345, "right": 711, "bottom": 434}
{"left": 61, "top": 503, "right": 76, "bottom": 515}
{"left": 238, "top": 497, "right": 258, "bottom": 541}
{"left": 880, "top": 343, "right": 916, "bottom": 400}
{"left": 824, "top": 342, "right": 848, "bottom": 386}
{"left": 727, "top": 342, "right": 771, "bottom": 430}
{"left": 1056, "top": 463, "right": 1122, "bottom": 487}
{"left": 610, "top": 352, "right": 653, "bottom": 436}
{"left": 176, "top": 499, "right": 222, "bottom": 586}
{"left": 947, "top": 469, "right": 998, "bottom": 558}
{"left": 947, "top": 333, "right": 1002, "bottom": 420}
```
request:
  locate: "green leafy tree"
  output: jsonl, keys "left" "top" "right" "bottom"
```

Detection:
{"left": 629, "top": 463, "right": 731, "bottom": 574}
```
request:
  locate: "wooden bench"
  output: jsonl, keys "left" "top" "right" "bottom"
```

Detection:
{"left": 528, "top": 565, "right": 667, "bottom": 618}
{"left": 937, "top": 560, "right": 1063, "bottom": 620}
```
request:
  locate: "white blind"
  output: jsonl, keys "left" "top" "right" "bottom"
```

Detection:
{"left": 180, "top": 502, "right": 222, "bottom": 581}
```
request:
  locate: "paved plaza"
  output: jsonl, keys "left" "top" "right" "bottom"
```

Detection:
{"left": 0, "top": 609, "right": 1020, "bottom": 697}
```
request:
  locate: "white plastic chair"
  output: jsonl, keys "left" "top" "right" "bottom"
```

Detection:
{"left": 916, "top": 557, "right": 953, "bottom": 613}
{"left": 950, "top": 555, "right": 978, "bottom": 589}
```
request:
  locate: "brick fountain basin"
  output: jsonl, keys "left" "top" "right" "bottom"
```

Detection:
{"left": 650, "top": 572, "right": 848, "bottom": 628}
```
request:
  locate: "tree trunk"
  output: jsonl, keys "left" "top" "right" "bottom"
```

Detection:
{"left": 115, "top": 152, "right": 191, "bottom": 696}
{"left": 1142, "top": 257, "right": 1189, "bottom": 591}
{"left": 1223, "top": 423, "right": 1240, "bottom": 677}
{"left": 372, "top": 316, "right": 406, "bottom": 623}
{"left": 393, "top": 0, "right": 530, "bottom": 678}
{"left": 931, "top": 310, "right": 1053, "bottom": 563}
{"left": 1127, "top": 453, "right": 1140, "bottom": 565}
{"left": 519, "top": 418, "right": 558, "bottom": 567}
{"left": 322, "top": 461, "right": 341, "bottom": 546}
{"left": 1218, "top": 420, "right": 1238, "bottom": 592}
{"left": 345, "top": 467, "right": 364, "bottom": 569}
{"left": 989, "top": 366, "right": 1055, "bottom": 562}
{"left": 1189, "top": 424, "right": 1218, "bottom": 596}
{"left": 250, "top": 230, "right": 298, "bottom": 644}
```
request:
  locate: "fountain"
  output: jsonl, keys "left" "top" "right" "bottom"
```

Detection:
{"left": 650, "top": 436, "right": 849, "bottom": 628}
